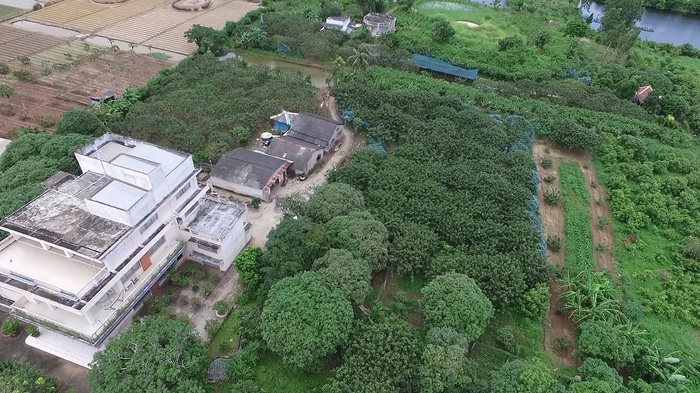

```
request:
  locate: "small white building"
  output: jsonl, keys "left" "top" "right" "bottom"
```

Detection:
{"left": 0, "top": 133, "right": 250, "bottom": 367}
{"left": 363, "top": 13, "right": 396, "bottom": 36}
{"left": 321, "top": 16, "right": 362, "bottom": 33}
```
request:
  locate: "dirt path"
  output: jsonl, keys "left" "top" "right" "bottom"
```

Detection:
{"left": 533, "top": 140, "right": 619, "bottom": 368}
{"left": 533, "top": 143, "right": 579, "bottom": 368}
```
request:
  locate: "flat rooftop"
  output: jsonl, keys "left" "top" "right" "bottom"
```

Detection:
{"left": 88, "top": 139, "right": 187, "bottom": 175}
{"left": 91, "top": 180, "right": 147, "bottom": 211}
{"left": 0, "top": 172, "right": 131, "bottom": 258}
{"left": 0, "top": 239, "right": 104, "bottom": 296}
{"left": 187, "top": 197, "right": 245, "bottom": 240}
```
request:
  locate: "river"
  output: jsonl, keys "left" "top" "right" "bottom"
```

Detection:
{"left": 236, "top": 54, "right": 329, "bottom": 89}
{"left": 582, "top": 2, "right": 700, "bottom": 48}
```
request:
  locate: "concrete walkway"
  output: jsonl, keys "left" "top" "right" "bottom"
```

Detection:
{"left": 189, "top": 91, "right": 360, "bottom": 339}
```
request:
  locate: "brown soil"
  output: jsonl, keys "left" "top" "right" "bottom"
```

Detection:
{"left": 533, "top": 142, "right": 579, "bottom": 368}
{"left": 533, "top": 140, "right": 620, "bottom": 367}
{"left": 0, "top": 48, "right": 172, "bottom": 138}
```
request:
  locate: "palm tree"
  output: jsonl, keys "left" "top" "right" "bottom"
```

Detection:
{"left": 559, "top": 270, "right": 625, "bottom": 324}
{"left": 346, "top": 44, "right": 376, "bottom": 71}
{"left": 326, "top": 56, "right": 347, "bottom": 87}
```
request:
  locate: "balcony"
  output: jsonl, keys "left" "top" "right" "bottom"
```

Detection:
{"left": 0, "top": 237, "right": 109, "bottom": 303}
{"left": 12, "top": 240, "right": 186, "bottom": 344}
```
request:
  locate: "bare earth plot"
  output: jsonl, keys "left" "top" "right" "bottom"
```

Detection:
{"left": 0, "top": 40, "right": 172, "bottom": 137}
{"left": 0, "top": 24, "right": 64, "bottom": 62}
{"left": 20, "top": 0, "right": 260, "bottom": 54}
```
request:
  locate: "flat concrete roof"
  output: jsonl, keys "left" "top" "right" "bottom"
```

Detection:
{"left": 0, "top": 239, "right": 103, "bottom": 296}
{"left": 91, "top": 180, "right": 147, "bottom": 211}
{"left": 187, "top": 197, "right": 245, "bottom": 240}
{"left": 0, "top": 172, "right": 131, "bottom": 258}
{"left": 88, "top": 139, "right": 186, "bottom": 175}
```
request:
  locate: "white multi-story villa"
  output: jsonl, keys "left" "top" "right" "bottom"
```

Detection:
{"left": 0, "top": 133, "right": 251, "bottom": 367}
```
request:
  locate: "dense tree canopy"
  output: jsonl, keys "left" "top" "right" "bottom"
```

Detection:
{"left": 304, "top": 182, "right": 366, "bottom": 223}
{"left": 54, "top": 109, "right": 108, "bottom": 136}
{"left": 87, "top": 316, "right": 208, "bottom": 393}
{"left": 574, "top": 320, "right": 639, "bottom": 368}
{"left": 490, "top": 359, "right": 556, "bottom": 393}
{"left": 110, "top": 54, "right": 317, "bottom": 161}
{"left": 313, "top": 248, "right": 372, "bottom": 305}
{"left": 323, "top": 313, "right": 422, "bottom": 393}
{"left": 0, "top": 360, "right": 58, "bottom": 393}
{"left": 421, "top": 273, "right": 494, "bottom": 342}
{"left": 388, "top": 221, "right": 441, "bottom": 277}
{"left": 261, "top": 271, "right": 353, "bottom": 371}
{"left": 420, "top": 327, "right": 472, "bottom": 393}
{"left": 326, "top": 211, "right": 389, "bottom": 271}
{"left": 260, "top": 216, "right": 330, "bottom": 283}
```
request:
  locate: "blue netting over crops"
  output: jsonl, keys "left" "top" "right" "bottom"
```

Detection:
{"left": 491, "top": 114, "right": 547, "bottom": 257}
{"left": 277, "top": 42, "right": 291, "bottom": 53}
{"left": 367, "top": 139, "right": 388, "bottom": 156}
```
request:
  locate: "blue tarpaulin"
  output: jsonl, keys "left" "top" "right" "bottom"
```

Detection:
{"left": 410, "top": 54, "right": 479, "bottom": 82}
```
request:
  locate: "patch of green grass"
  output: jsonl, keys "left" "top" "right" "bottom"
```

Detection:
{"left": 150, "top": 52, "right": 171, "bottom": 60}
{"left": 397, "top": 274, "right": 427, "bottom": 293}
{"left": 559, "top": 162, "right": 594, "bottom": 272}
{"left": 209, "top": 307, "right": 243, "bottom": 358}
{"left": 253, "top": 352, "right": 331, "bottom": 393}
{"left": 0, "top": 4, "right": 23, "bottom": 21}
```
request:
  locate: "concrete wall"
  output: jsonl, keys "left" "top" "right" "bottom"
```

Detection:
{"left": 181, "top": 210, "right": 249, "bottom": 272}
{"left": 211, "top": 178, "right": 264, "bottom": 201}
{"left": 324, "top": 125, "right": 344, "bottom": 153}
{"left": 99, "top": 176, "right": 200, "bottom": 271}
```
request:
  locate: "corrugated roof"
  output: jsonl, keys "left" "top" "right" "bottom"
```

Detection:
{"left": 265, "top": 137, "right": 321, "bottom": 171}
{"left": 285, "top": 113, "right": 342, "bottom": 149}
{"left": 410, "top": 54, "right": 479, "bottom": 81}
{"left": 211, "top": 148, "right": 291, "bottom": 191}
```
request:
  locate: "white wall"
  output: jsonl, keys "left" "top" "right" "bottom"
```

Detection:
{"left": 211, "top": 179, "right": 264, "bottom": 201}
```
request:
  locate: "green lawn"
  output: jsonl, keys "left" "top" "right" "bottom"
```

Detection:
{"left": 0, "top": 4, "right": 23, "bottom": 21}
{"left": 253, "top": 352, "right": 331, "bottom": 393}
{"left": 558, "top": 162, "right": 595, "bottom": 272}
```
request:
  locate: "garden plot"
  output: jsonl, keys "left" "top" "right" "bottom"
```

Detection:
{"left": 0, "top": 42, "right": 172, "bottom": 137}
{"left": 0, "top": 25, "right": 64, "bottom": 62}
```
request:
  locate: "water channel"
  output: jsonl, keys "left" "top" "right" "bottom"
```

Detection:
{"left": 234, "top": 54, "right": 329, "bottom": 89}
{"left": 583, "top": 2, "right": 700, "bottom": 48}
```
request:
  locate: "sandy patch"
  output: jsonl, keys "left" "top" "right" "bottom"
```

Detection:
{"left": 456, "top": 20, "right": 479, "bottom": 28}
{"left": 579, "top": 37, "right": 592, "bottom": 44}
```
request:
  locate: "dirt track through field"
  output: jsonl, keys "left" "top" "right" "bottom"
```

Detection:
{"left": 533, "top": 142, "right": 579, "bottom": 368}
{"left": 533, "top": 140, "right": 620, "bottom": 368}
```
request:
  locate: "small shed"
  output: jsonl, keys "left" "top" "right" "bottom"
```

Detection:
{"left": 210, "top": 148, "right": 291, "bottom": 202}
{"left": 635, "top": 85, "right": 653, "bottom": 104}
{"left": 269, "top": 110, "right": 299, "bottom": 133}
{"left": 410, "top": 54, "right": 479, "bottom": 84}
{"left": 265, "top": 136, "right": 324, "bottom": 175}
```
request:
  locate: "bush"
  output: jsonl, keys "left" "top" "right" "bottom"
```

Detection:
{"left": 546, "top": 235, "right": 562, "bottom": 252}
{"left": 32, "top": 2, "right": 42, "bottom": 9}
{"left": 55, "top": 109, "right": 108, "bottom": 136}
{"left": 36, "top": 116, "right": 56, "bottom": 128}
{"left": 0, "top": 62, "right": 9, "bottom": 75}
{"left": 169, "top": 270, "right": 189, "bottom": 287}
{"left": 0, "top": 84, "right": 12, "bottom": 98}
{"left": 540, "top": 156, "right": 553, "bottom": 169}
{"left": 202, "top": 282, "right": 214, "bottom": 296}
{"left": 495, "top": 327, "right": 520, "bottom": 354}
{"left": 498, "top": 35, "right": 524, "bottom": 51}
{"left": 0, "top": 103, "right": 14, "bottom": 116}
{"left": 543, "top": 188, "right": 562, "bottom": 205}
{"left": 543, "top": 175, "right": 557, "bottom": 183}
{"left": 190, "top": 297, "right": 202, "bottom": 309}
{"left": 251, "top": 197, "right": 261, "bottom": 208}
{"left": 517, "top": 283, "right": 549, "bottom": 319}
{"left": 213, "top": 300, "right": 229, "bottom": 315}
{"left": 13, "top": 69, "right": 35, "bottom": 82}
{"left": 1, "top": 318, "right": 20, "bottom": 336}
{"left": 26, "top": 325, "right": 40, "bottom": 337}
{"left": 205, "top": 319, "right": 222, "bottom": 336}
{"left": 554, "top": 335, "right": 571, "bottom": 352}
{"left": 18, "top": 56, "right": 30, "bottom": 65}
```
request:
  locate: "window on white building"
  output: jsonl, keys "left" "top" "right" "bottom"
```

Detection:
{"left": 120, "top": 263, "right": 142, "bottom": 283}
{"left": 139, "top": 214, "right": 159, "bottom": 234}
{"left": 175, "top": 182, "right": 192, "bottom": 200}
{"left": 148, "top": 236, "right": 166, "bottom": 256}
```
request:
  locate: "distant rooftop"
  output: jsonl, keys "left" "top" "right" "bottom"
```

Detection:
{"left": 363, "top": 12, "right": 396, "bottom": 24}
{"left": 0, "top": 172, "right": 131, "bottom": 259}
{"left": 286, "top": 113, "right": 342, "bottom": 148}
{"left": 186, "top": 197, "right": 245, "bottom": 241}
{"left": 410, "top": 54, "right": 480, "bottom": 82}
{"left": 270, "top": 110, "right": 299, "bottom": 126}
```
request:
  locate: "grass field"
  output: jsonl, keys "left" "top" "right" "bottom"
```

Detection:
{"left": 254, "top": 353, "right": 331, "bottom": 393}
{"left": 559, "top": 162, "right": 595, "bottom": 272}
{"left": 0, "top": 4, "right": 23, "bottom": 21}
